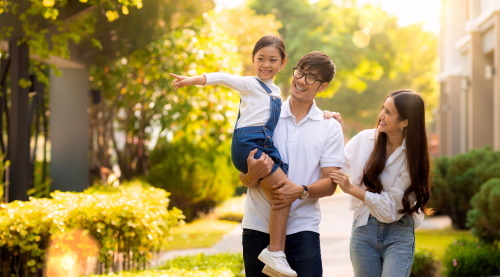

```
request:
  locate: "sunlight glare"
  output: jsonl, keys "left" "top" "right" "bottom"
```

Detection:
{"left": 215, "top": 0, "right": 245, "bottom": 9}
{"left": 359, "top": 0, "right": 441, "bottom": 33}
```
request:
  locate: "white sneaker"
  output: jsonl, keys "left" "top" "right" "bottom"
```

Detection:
{"left": 262, "top": 265, "right": 290, "bottom": 277}
{"left": 258, "top": 247, "right": 297, "bottom": 277}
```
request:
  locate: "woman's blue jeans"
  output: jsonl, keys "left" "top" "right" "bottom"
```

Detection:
{"left": 242, "top": 229, "right": 322, "bottom": 276}
{"left": 350, "top": 214, "right": 415, "bottom": 277}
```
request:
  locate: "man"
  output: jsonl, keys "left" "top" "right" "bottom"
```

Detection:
{"left": 240, "top": 51, "right": 344, "bottom": 277}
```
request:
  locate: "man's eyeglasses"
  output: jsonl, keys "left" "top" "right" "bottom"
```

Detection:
{"left": 293, "top": 67, "right": 325, "bottom": 85}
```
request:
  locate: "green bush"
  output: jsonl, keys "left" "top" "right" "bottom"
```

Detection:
{"left": 147, "top": 138, "right": 239, "bottom": 222}
{"left": 91, "top": 268, "right": 235, "bottom": 276}
{"left": 442, "top": 238, "right": 500, "bottom": 277}
{"left": 0, "top": 181, "right": 184, "bottom": 276}
{"left": 411, "top": 248, "right": 438, "bottom": 277}
{"left": 157, "top": 252, "right": 244, "bottom": 276}
{"left": 0, "top": 198, "right": 55, "bottom": 275}
{"left": 467, "top": 178, "right": 500, "bottom": 243}
{"left": 430, "top": 146, "right": 500, "bottom": 229}
{"left": 428, "top": 155, "right": 450, "bottom": 216}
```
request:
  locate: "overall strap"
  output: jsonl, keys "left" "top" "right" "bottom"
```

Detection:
{"left": 255, "top": 77, "right": 273, "bottom": 94}
{"left": 236, "top": 78, "right": 275, "bottom": 126}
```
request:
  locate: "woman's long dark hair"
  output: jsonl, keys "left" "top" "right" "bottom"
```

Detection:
{"left": 362, "top": 89, "right": 432, "bottom": 215}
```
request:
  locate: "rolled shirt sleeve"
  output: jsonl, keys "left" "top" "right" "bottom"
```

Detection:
{"left": 363, "top": 169, "right": 410, "bottom": 223}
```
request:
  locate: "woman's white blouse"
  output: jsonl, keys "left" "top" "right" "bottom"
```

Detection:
{"left": 344, "top": 129, "right": 424, "bottom": 229}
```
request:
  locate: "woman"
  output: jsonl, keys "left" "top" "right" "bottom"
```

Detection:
{"left": 329, "top": 89, "right": 433, "bottom": 277}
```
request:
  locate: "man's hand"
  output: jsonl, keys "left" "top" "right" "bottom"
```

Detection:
{"left": 271, "top": 179, "right": 302, "bottom": 210}
{"left": 239, "top": 149, "right": 274, "bottom": 188}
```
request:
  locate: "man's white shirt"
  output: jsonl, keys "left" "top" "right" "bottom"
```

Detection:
{"left": 241, "top": 98, "right": 345, "bottom": 234}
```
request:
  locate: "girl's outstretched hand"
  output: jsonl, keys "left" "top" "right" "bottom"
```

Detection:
{"left": 169, "top": 73, "right": 188, "bottom": 89}
{"left": 169, "top": 73, "right": 206, "bottom": 89}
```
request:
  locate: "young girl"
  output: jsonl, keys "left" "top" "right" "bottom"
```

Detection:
{"left": 170, "top": 35, "right": 297, "bottom": 277}
{"left": 329, "top": 90, "right": 433, "bottom": 277}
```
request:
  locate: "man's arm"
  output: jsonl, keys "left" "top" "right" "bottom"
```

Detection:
{"left": 271, "top": 167, "right": 339, "bottom": 210}
{"left": 239, "top": 149, "right": 274, "bottom": 188}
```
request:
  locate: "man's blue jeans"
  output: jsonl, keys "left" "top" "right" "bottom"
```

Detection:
{"left": 242, "top": 228, "right": 322, "bottom": 276}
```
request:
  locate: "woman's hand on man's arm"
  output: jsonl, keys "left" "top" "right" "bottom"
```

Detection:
{"left": 239, "top": 149, "right": 274, "bottom": 188}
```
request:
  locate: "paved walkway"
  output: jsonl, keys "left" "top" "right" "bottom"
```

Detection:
{"left": 154, "top": 193, "right": 451, "bottom": 276}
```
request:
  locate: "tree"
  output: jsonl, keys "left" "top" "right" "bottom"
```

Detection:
{"left": 89, "top": 7, "right": 280, "bottom": 172}
{"left": 89, "top": 7, "right": 282, "bottom": 218}
{"left": 247, "top": 0, "right": 438, "bottom": 136}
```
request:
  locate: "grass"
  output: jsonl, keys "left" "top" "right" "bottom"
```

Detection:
{"left": 163, "top": 218, "right": 239, "bottom": 251}
{"left": 415, "top": 229, "right": 473, "bottom": 259}
{"left": 162, "top": 196, "right": 245, "bottom": 251}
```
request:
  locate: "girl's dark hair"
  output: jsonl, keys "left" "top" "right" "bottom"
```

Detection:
{"left": 252, "top": 35, "right": 286, "bottom": 61}
{"left": 362, "top": 89, "right": 432, "bottom": 215}
{"left": 296, "top": 51, "right": 336, "bottom": 82}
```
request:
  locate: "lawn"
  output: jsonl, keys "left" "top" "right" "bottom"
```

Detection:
{"left": 163, "top": 219, "right": 239, "bottom": 251}
{"left": 415, "top": 229, "right": 473, "bottom": 259}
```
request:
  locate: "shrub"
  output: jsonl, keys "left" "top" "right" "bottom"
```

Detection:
{"left": 411, "top": 248, "right": 438, "bottom": 277}
{"left": 157, "top": 252, "right": 244, "bottom": 277}
{"left": 147, "top": 138, "right": 239, "bottom": 222}
{"left": 0, "top": 181, "right": 184, "bottom": 276}
{"left": 467, "top": 178, "right": 500, "bottom": 243}
{"left": 430, "top": 146, "right": 500, "bottom": 229}
{"left": 0, "top": 198, "right": 56, "bottom": 275}
{"left": 91, "top": 268, "right": 235, "bottom": 276}
{"left": 442, "top": 238, "right": 500, "bottom": 277}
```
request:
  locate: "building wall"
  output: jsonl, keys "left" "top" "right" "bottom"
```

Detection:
{"left": 439, "top": 0, "right": 500, "bottom": 155}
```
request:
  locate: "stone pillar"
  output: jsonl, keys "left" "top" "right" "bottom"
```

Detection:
{"left": 494, "top": 12, "right": 500, "bottom": 151}
{"left": 50, "top": 68, "right": 89, "bottom": 192}
{"left": 467, "top": 32, "right": 494, "bottom": 150}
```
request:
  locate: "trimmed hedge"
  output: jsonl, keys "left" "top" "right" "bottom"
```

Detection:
{"left": 91, "top": 268, "right": 235, "bottom": 276}
{"left": 91, "top": 252, "right": 244, "bottom": 277}
{"left": 467, "top": 178, "right": 500, "bottom": 243}
{"left": 442, "top": 238, "right": 500, "bottom": 277}
{"left": 411, "top": 248, "right": 438, "bottom": 277}
{"left": 0, "top": 181, "right": 184, "bottom": 276}
{"left": 430, "top": 146, "right": 500, "bottom": 229}
{"left": 158, "top": 252, "right": 244, "bottom": 276}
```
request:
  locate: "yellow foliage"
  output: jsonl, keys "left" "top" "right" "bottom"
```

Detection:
{"left": 42, "top": 0, "right": 55, "bottom": 8}
{"left": 105, "top": 10, "right": 120, "bottom": 22}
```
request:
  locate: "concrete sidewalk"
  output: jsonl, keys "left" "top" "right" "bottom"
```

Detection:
{"left": 154, "top": 193, "right": 451, "bottom": 276}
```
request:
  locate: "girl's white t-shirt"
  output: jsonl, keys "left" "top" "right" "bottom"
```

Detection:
{"left": 204, "top": 73, "right": 281, "bottom": 129}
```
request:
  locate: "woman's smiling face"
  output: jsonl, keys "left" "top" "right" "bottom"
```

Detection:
{"left": 377, "top": 96, "right": 407, "bottom": 135}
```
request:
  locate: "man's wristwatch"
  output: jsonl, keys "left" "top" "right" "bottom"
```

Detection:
{"left": 299, "top": 185, "right": 309, "bottom": 200}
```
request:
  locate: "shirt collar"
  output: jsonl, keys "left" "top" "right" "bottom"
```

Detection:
{"left": 370, "top": 129, "right": 407, "bottom": 165}
{"left": 281, "top": 98, "right": 324, "bottom": 121}
{"left": 369, "top": 130, "right": 407, "bottom": 149}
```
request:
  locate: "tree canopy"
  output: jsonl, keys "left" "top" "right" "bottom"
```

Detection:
{"left": 248, "top": 0, "right": 438, "bottom": 136}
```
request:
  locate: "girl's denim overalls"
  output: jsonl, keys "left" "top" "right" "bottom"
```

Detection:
{"left": 231, "top": 78, "right": 289, "bottom": 175}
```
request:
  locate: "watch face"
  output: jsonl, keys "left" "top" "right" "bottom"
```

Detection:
{"left": 300, "top": 191, "right": 310, "bottom": 200}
